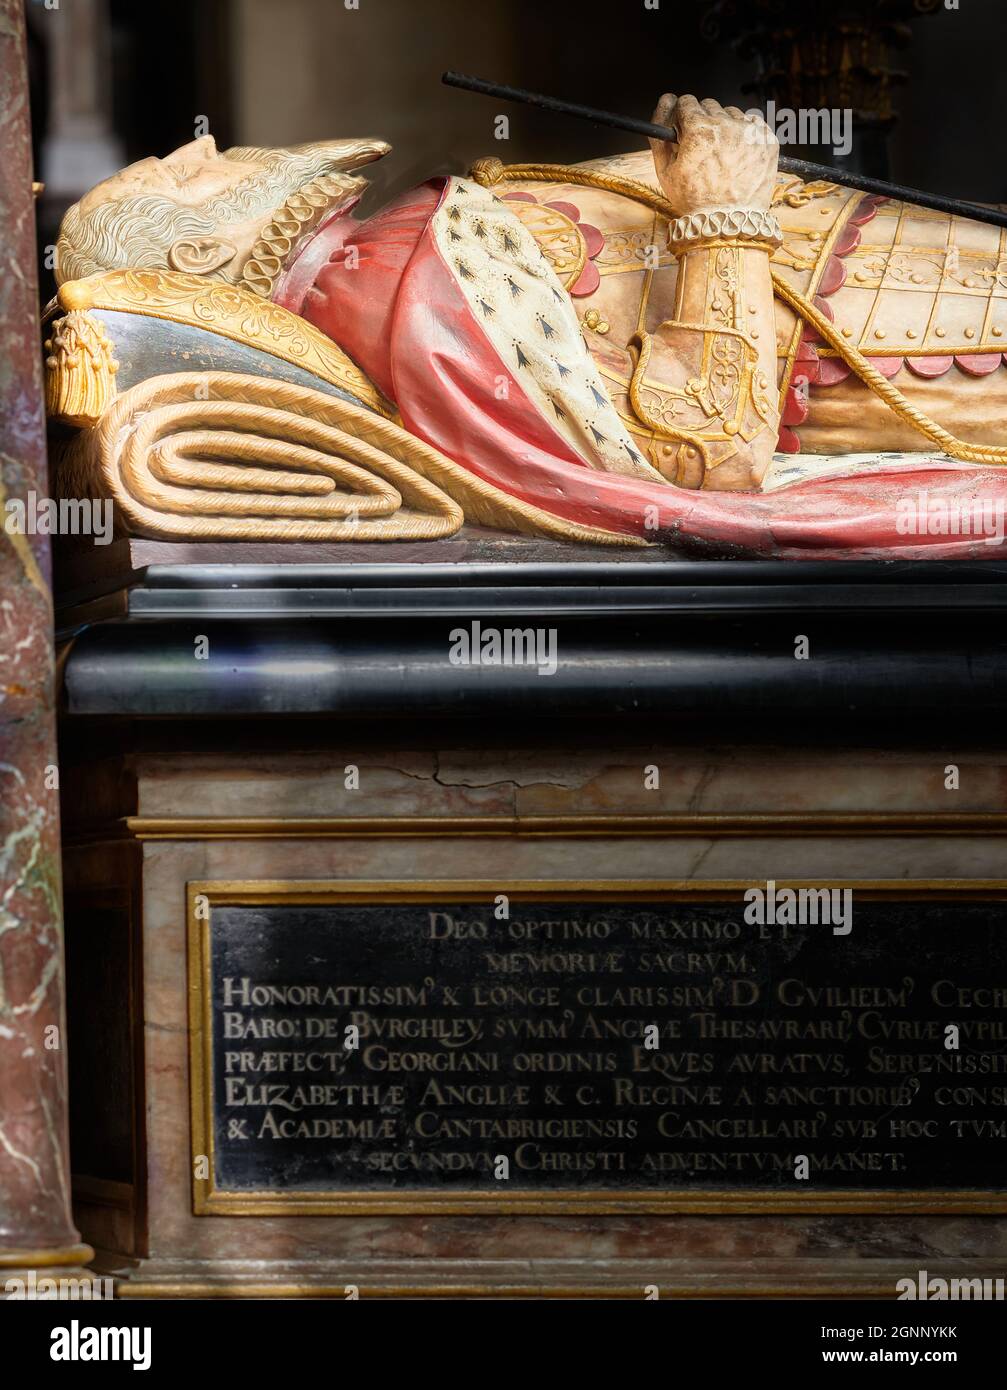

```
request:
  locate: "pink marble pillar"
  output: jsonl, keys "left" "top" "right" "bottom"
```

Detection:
{"left": 0, "top": 0, "right": 91, "bottom": 1278}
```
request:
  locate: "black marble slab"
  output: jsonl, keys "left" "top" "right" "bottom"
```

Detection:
{"left": 201, "top": 893, "right": 1007, "bottom": 1199}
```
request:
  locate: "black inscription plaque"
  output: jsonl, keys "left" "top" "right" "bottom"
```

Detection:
{"left": 188, "top": 886, "right": 1007, "bottom": 1210}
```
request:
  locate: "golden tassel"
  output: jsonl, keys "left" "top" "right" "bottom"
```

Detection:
{"left": 44, "top": 310, "right": 119, "bottom": 427}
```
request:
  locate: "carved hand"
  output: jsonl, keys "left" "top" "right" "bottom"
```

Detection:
{"left": 649, "top": 94, "right": 779, "bottom": 215}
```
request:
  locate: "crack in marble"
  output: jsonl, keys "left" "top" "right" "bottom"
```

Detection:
{"left": 686, "top": 764, "right": 717, "bottom": 814}
{"left": 686, "top": 840, "right": 717, "bottom": 879}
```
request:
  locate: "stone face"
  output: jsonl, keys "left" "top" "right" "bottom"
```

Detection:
{"left": 0, "top": 0, "right": 85, "bottom": 1269}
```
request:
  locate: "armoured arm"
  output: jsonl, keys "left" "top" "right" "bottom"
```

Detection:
{"left": 639, "top": 95, "right": 782, "bottom": 490}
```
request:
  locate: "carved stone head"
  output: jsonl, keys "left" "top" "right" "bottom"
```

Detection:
{"left": 55, "top": 133, "right": 390, "bottom": 293}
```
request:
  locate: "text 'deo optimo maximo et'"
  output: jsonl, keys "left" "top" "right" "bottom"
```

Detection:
{"left": 202, "top": 897, "right": 1007, "bottom": 1194}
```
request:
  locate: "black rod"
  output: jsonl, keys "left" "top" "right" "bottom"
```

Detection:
{"left": 443, "top": 71, "right": 1007, "bottom": 231}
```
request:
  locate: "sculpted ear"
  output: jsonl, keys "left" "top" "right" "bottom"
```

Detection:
{"left": 168, "top": 236, "right": 236, "bottom": 275}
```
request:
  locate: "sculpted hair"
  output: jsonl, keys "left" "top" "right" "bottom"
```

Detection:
{"left": 55, "top": 145, "right": 365, "bottom": 285}
{"left": 56, "top": 196, "right": 218, "bottom": 284}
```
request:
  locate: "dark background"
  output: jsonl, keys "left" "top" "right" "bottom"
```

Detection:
{"left": 23, "top": 0, "right": 1007, "bottom": 303}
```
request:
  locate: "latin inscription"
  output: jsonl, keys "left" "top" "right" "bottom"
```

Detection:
{"left": 202, "top": 898, "right": 1007, "bottom": 1194}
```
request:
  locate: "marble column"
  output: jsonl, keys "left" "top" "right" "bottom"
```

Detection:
{"left": 0, "top": 0, "right": 91, "bottom": 1281}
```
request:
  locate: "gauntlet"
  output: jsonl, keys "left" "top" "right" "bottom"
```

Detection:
{"left": 635, "top": 95, "right": 784, "bottom": 489}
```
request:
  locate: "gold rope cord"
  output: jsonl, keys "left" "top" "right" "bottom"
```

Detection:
{"left": 69, "top": 371, "right": 639, "bottom": 544}
{"left": 471, "top": 158, "right": 674, "bottom": 217}
{"left": 473, "top": 159, "right": 1007, "bottom": 467}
